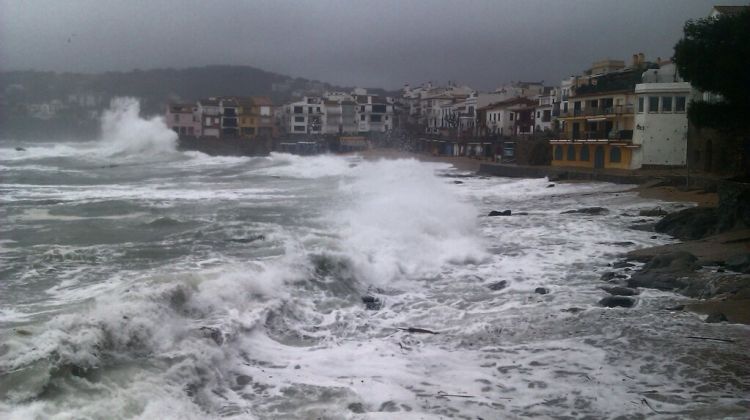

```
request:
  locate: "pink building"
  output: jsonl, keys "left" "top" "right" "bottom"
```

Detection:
{"left": 165, "top": 103, "right": 202, "bottom": 137}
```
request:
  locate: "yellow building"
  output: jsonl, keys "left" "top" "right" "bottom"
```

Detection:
{"left": 236, "top": 97, "right": 276, "bottom": 139}
{"left": 550, "top": 69, "right": 642, "bottom": 169}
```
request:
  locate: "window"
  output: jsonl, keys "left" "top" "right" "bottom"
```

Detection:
{"left": 580, "top": 145, "right": 590, "bottom": 161}
{"left": 308, "top": 107, "right": 313, "bottom": 113}
{"left": 174, "top": 114, "right": 180, "bottom": 122}
{"left": 567, "top": 145, "right": 576, "bottom": 161}
{"left": 554, "top": 145, "right": 563, "bottom": 160}
{"left": 360, "top": 106, "right": 365, "bottom": 112}
{"left": 662, "top": 96, "right": 673, "bottom": 112}
{"left": 510, "top": 112, "right": 514, "bottom": 121}
{"left": 648, "top": 96, "right": 659, "bottom": 113}
{"left": 543, "top": 110, "right": 551, "bottom": 122}
{"left": 360, "top": 114, "right": 365, "bottom": 121}
{"left": 293, "top": 106, "right": 303, "bottom": 114}
{"left": 372, "top": 104, "right": 386, "bottom": 113}
{"left": 536, "top": 111, "right": 541, "bottom": 118}
{"left": 675, "top": 96, "right": 686, "bottom": 112}
{"left": 610, "top": 146, "right": 621, "bottom": 163}
{"left": 385, "top": 115, "right": 389, "bottom": 120}
{"left": 293, "top": 125, "right": 305, "bottom": 132}
{"left": 563, "top": 102, "right": 568, "bottom": 113}
{"left": 638, "top": 97, "right": 644, "bottom": 113}
{"left": 370, "top": 114, "right": 382, "bottom": 122}
{"left": 294, "top": 116, "right": 304, "bottom": 122}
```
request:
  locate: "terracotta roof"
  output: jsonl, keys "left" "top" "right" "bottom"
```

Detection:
{"left": 251, "top": 96, "right": 273, "bottom": 106}
{"left": 199, "top": 98, "right": 220, "bottom": 106}
{"left": 479, "top": 97, "right": 536, "bottom": 111}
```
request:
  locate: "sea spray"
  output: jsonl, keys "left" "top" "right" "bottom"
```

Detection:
{"left": 334, "top": 159, "right": 487, "bottom": 285}
{"left": 99, "top": 97, "right": 178, "bottom": 158}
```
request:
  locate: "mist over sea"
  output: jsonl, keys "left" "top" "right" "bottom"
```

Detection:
{"left": 1, "top": 99, "right": 748, "bottom": 419}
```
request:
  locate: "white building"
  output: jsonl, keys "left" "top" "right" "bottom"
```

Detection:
{"left": 632, "top": 63, "right": 696, "bottom": 168}
{"left": 534, "top": 87, "right": 557, "bottom": 132}
{"left": 284, "top": 97, "right": 324, "bottom": 135}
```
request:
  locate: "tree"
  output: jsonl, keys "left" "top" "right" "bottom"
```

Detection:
{"left": 673, "top": 8, "right": 750, "bottom": 130}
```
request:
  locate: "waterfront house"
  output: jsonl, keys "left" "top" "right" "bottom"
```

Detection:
{"left": 219, "top": 98, "right": 239, "bottom": 138}
{"left": 165, "top": 103, "right": 201, "bottom": 136}
{"left": 480, "top": 97, "right": 536, "bottom": 137}
{"left": 284, "top": 97, "right": 324, "bottom": 135}
{"left": 549, "top": 56, "right": 650, "bottom": 169}
{"left": 198, "top": 98, "right": 221, "bottom": 138}
{"left": 632, "top": 62, "right": 695, "bottom": 168}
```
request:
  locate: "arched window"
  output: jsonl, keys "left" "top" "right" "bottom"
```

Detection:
{"left": 567, "top": 145, "right": 576, "bottom": 161}
{"left": 610, "top": 146, "right": 622, "bottom": 163}
{"left": 580, "top": 145, "right": 590, "bottom": 161}
{"left": 554, "top": 145, "right": 563, "bottom": 160}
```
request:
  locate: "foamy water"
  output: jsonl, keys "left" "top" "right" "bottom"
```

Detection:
{"left": 0, "top": 100, "right": 749, "bottom": 419}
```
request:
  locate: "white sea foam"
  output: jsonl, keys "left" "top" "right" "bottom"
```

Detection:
{"left": 98, "top": 97, "right": 178, "bottom": 158}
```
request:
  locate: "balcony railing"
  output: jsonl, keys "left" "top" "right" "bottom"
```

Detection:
{"left": 558, "top": 104, "right": 634, "bottom": 118}
{"left": 559, "top": 130, "right": 634, "bottom": 141}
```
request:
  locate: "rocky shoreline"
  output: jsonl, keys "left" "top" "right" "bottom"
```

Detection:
{"left": 360, "top": 148, "right": 750, "bottom": 325}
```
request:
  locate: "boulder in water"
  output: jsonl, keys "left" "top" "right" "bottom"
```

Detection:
{"left": 598, "top": 296, "right": 635, "bottom": 308}
{"left": 361, "top": 295, "right": 382, "bottom": 310}
{"left": 561, "top": 207, "right": 609, "bottom": 215}
{"left": 488, "top": 280, "right": 508, "bottom": 291}
{"left": 639, "top": 208, "right": 668, "bottom": 217}
{"left": 600, "top": 285, "right": 639, "bottom": 296}
{"left": 534, "top": 287, "right": 549, "bottom": 295}
{"left": 705, "top": 312, "right": 728, "bottom": 323}
{"left": 15, "top": 147, "right": 26, "bottom": 152}
{"left": 488, "top": 210, "right": 511, "bottom": 216}
{"left": 654, "top": 207, "right": 718, "bottom": 240}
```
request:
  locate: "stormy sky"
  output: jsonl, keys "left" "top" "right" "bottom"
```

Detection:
{"left": 0, "top": 0, "right": 744, "bottom": 90}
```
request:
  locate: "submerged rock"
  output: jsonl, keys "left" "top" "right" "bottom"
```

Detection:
{"left": 600, "top": 285, "right": 639, "bottom": 296}
{"left": 547, "top": 184, "right": 555, "bottom": 188}
{"left": 361, "top": 295, "right": 382, "bottom": 310}
{"left": 15, "top": 147, "right": 26, "bottom": 151}
{"left": 639, "top": 208, "right": 668, "bottom": 217}
{"left": 561, "top": 207, "right": 609, "bottom": 216}
{"left": 654, "top": 207, "right": 718, "bottom": 240}
{"left": 598, "top": 296, "right": 636, "bottom": 308}
{"left": 612, "top": 261, "right": 635, "bottom": 269}
{"left": 534, "top": 287, "right": 549, "bottom": 295}
{"left": 453, "top": 180, "right": 464, "bottom": 184}
{"left": 488, "top": 210, "right": 512, "bottom": 216}
{"left": 488, "top": 280, "right": 508, "bottom": 291}
{"left": 705, "top": 312, "right": 728, "bottom": 323}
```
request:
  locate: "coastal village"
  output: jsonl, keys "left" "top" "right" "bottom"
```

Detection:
{"left": 158, "top": 4, "right": 747, "bottom": 178}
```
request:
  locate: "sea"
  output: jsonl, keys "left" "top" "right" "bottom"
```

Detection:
{"left": 1, "top": 98, "right": 748, "bottom": 419}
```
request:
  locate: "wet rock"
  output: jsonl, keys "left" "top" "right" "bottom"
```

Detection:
{"left": 561, "top": 207, "right": 609, "bottom": 215}
{"left": 664, "top": 304, "right": 685, "bottom": 311}
{"left": 612, "top": 261, "right": 635, "bottom": 269}
{"left": 629, "top": 223, "right": 656, "bottom": 232}
{"left": 199, "top": 326, "right": 224, "bottom": 345}
{"left": 15, "top": 147, "right": 26, "bottom": 151}
{"left": 725, "top": 254, "right": 750, "bottom": 273}
{"left": 488, "top": 210, "right": 512, "bottom": 216}
{"left": 488, "top": 280, "right": 508, "bottom": 291}
{"left": 348, "top": 403, "right": 365, "bottom": 413}
{"left": 654, "top": 207, "right": 718, "bottom": 240}
{"left": 639, "top": 208, "right": 668, "bottom": 217}
{"left": 534, "top": 287, "right": 549, "bottom": 295}
{"left": 453, "top": 180, "right": 464, "bottom": 184}
{"left": 627, "top": 251, "right": 699, "bottom": 292}
{"left": 361, "top": 295, "right": 382, "bottom": 310}
{"left": 236, "top": 375, "right": 252, "bottom": 386}
{"left": 705, "top": 312, "right": 728, "bottom": 323}
{"left": 228, "top": 235, "right": 265, "bottom": 243}
{"left": 600, "top": 286, "right": 639, "bottom": 296}
{"left": 600, "top": 271, "right": 627, "bottom": 281}
{"left": 547, "top": 184, "right": 555, "bottom": 188}
{"left": 598, "top": 296, "right": 636, "bottom": 308}
{"left": 562, "top": 307, "right": 584, "bottom": 313}
{"left": 14, "top": 328, "right": 32, "bottom": 336}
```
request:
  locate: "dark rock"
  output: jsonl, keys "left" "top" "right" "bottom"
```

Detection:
{"left": 600, "top": 271, "right": 627, "bottom": 281}
{"left": 236, "top": 375, "right": 252, "bottom": 386}
{"left": 199, "top": 326, "right": 224, "bottom": 345}
{"left": 598, "top": 296, "right": 636, "bottom": 308}
{"left": 725, "top": 254, "right": 750, "bottom": 273}
{"left": 453, "top": 180, "right": 464, "bottom": 184}
{"left": 348, "top": 403, "right": 365, "bottom": 414}
{"left": 228, "top": 235, "right": 265, "bottom": 243}
{"left": 639, "top": 208, "right": 668, "bottom": 217}
{"left": 600, "top": 286, "right": 639, "bottom": 296}
{"left": 561, "top": 207, "right": 609, "bottom": 215}
{"left": 629, "top": 223, "right": 656, "bottom": 232}
{"left": 488, "top": 280, "right": 508, "bottom": 291}
{"left": 612, "top": 261, "right": 635, "bottom": 269}
{"left": 488, "top": 210, "right": 512, "bottom": 216}
{"left": 361, "top": 295, "right": 382, "bottom": 310}
{"left": 717, "top": 181, "right": 750, "bottom": 231}
{"left": 547, "top": 184, "right": 555, "bottom": 188}
{"left": 15, "top": 147, "right": 26, "bottom": 151}
{"left": 650, "top": 235, "right": 658, "bottom": 239}
{"left": 664, "top": 304, "right": 685, "bottom": 311}
{"left": 627, "top": 251, "right": 699, "bottom": 292}
{"left": 534, "top": 287, "right": 549, "bottom": 295}
{"left": 562, "top": 307, "right": 584, "bottom": 313}
{"left": 609, "top": 241, "right": 636, "bottom": 247}
{"left": 705, "top": 312, "right": 728, "bottom": 323}
{"left": 654, "top": 207, "right": 718, "bottom": 240}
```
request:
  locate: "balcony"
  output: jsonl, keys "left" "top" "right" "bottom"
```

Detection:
{"left": 558, "top": 104, "right": 634, "bottom": 118}
{"left": 559, "top": 130, "right": 634, "bottom": 141}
